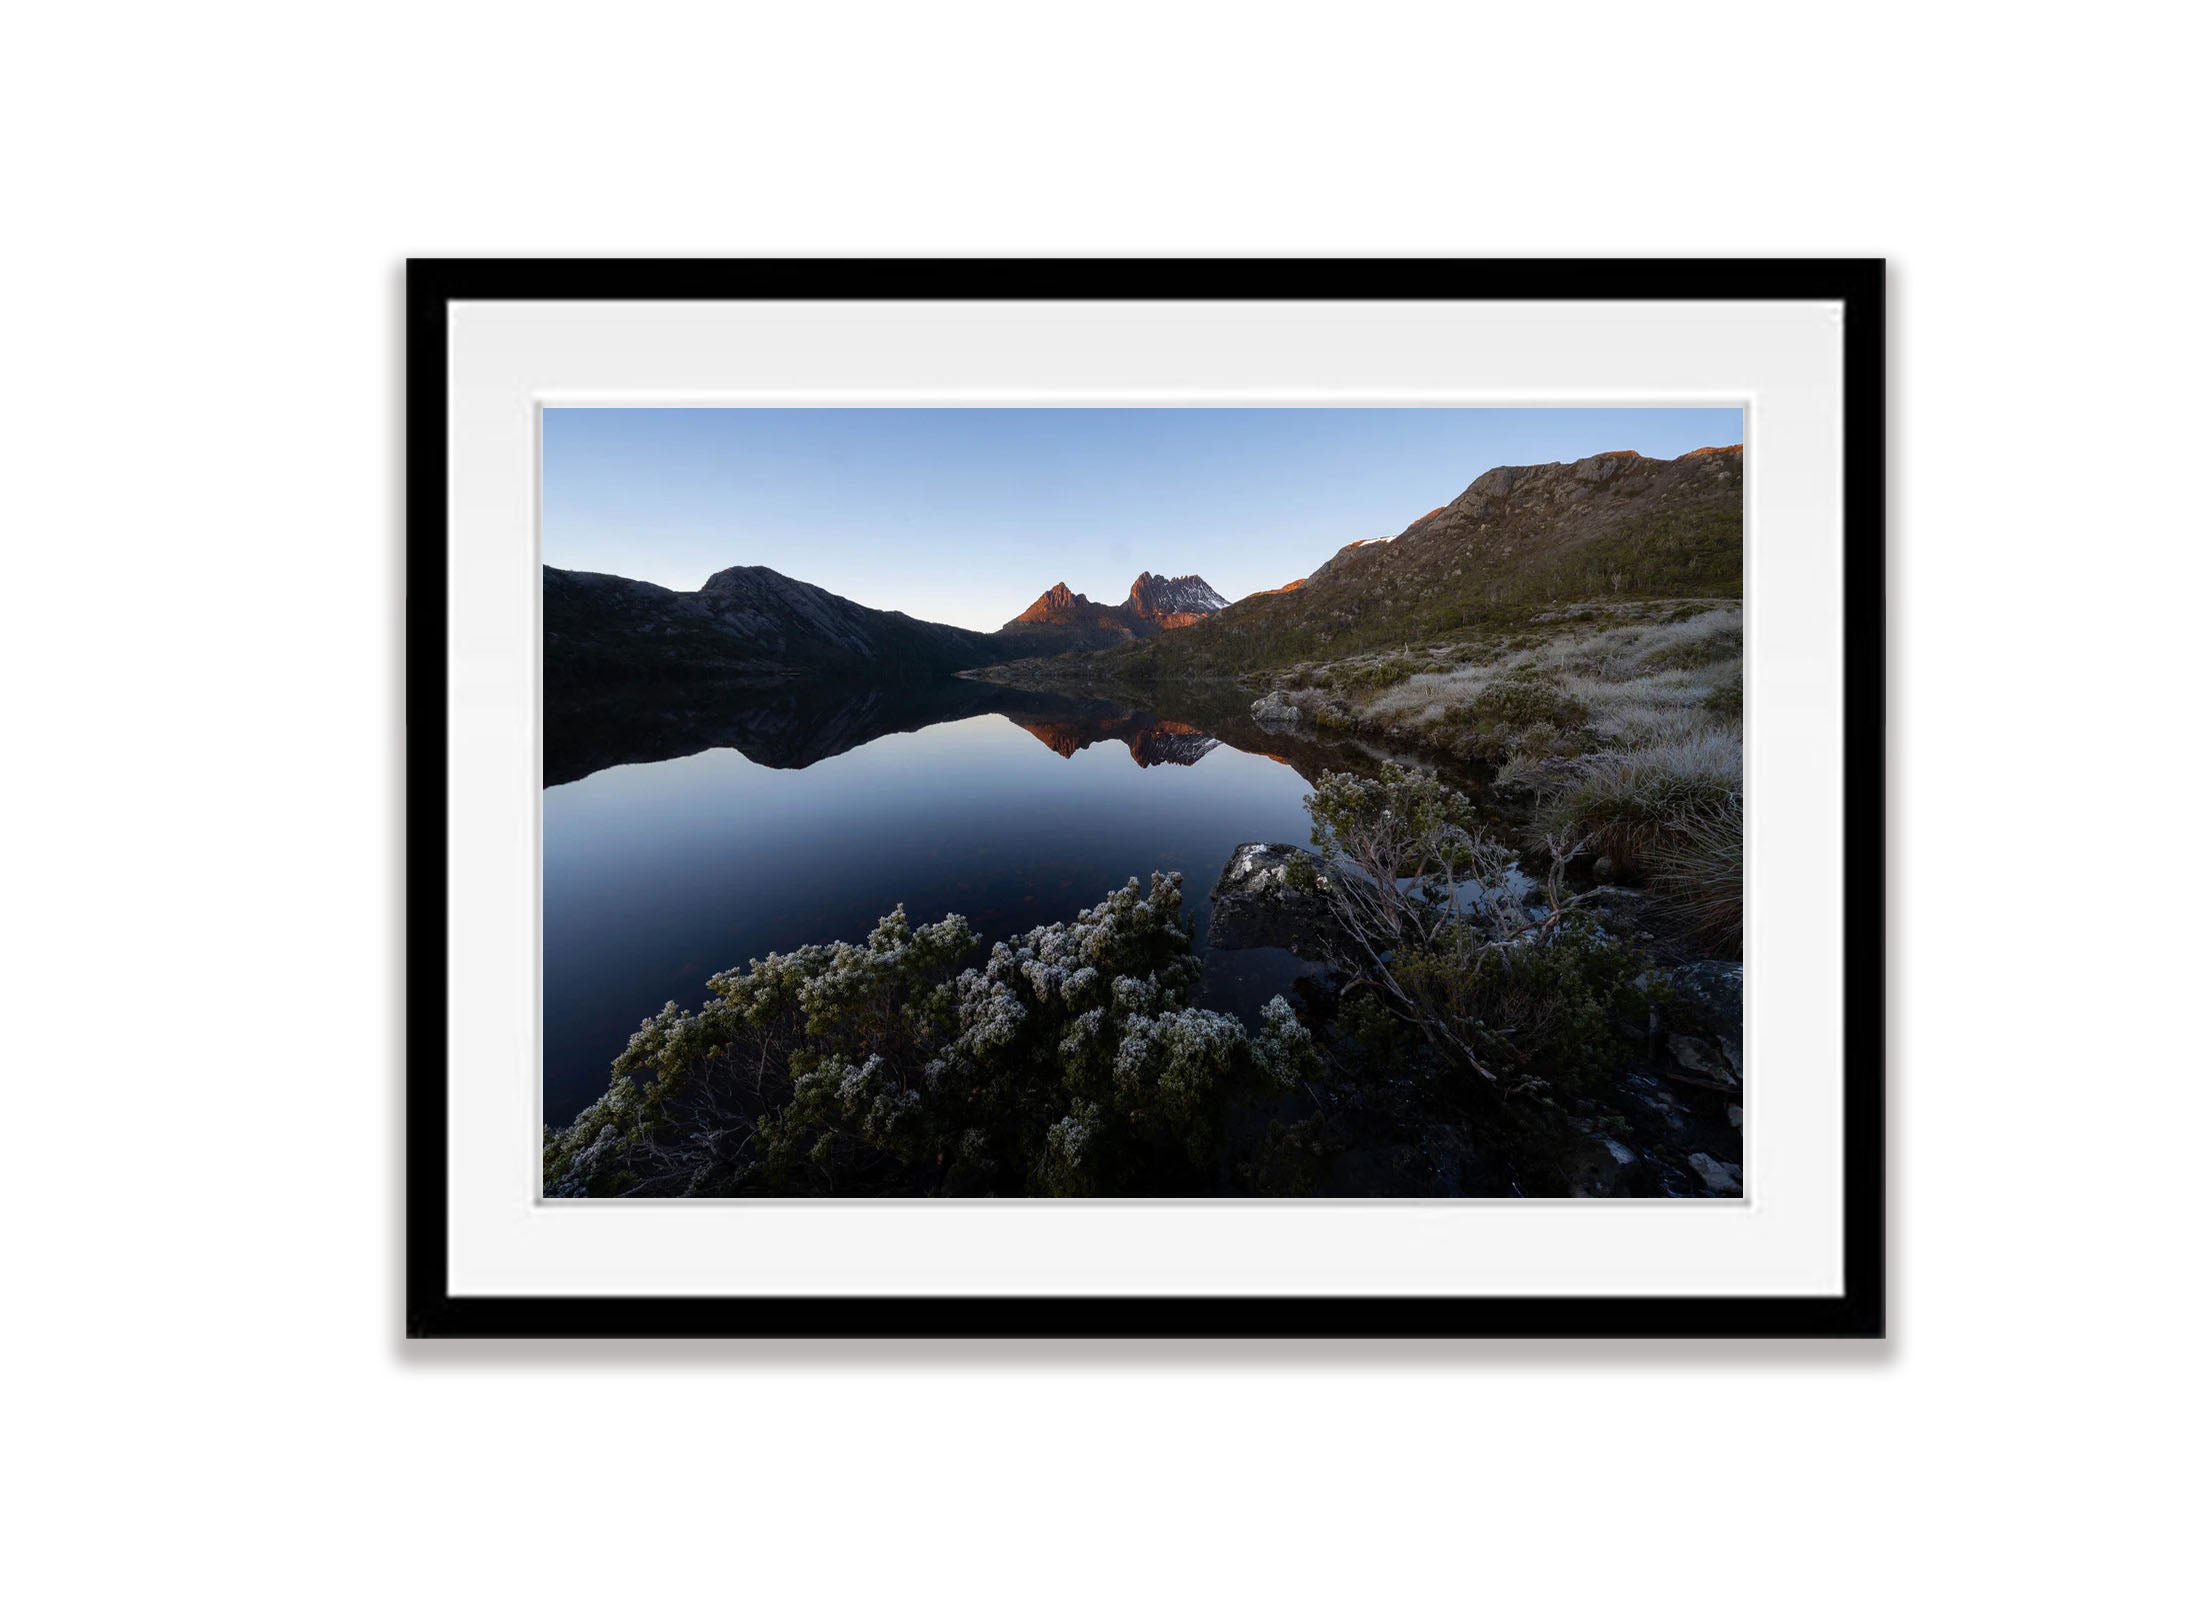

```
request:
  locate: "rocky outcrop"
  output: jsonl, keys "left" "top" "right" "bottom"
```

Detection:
{"left": 1209, "top": 842, "right": 1334, "bottom": 954}
{"left": 1126, "top": 571, "right": 1227, "bottom": 628}
{"left": 1568, "top": 955, "right": 1743, "bottom": 1196}
{"left": 1687, "top": 1151, "right": 1744, "bottom": 1196}
{"left": 1658, "top": 960, "right": 1743, "bottom": 1093}
{"left": 1010, "top": 581, "right": 1101, "bottom": 627}
{"left": 1560, "top": 1134, "right": 1643, "bottom": 1198}
{"left": 1556, "top": 1053, "right": 1745, "bottom": 1198}
{"left": 998, "top": 570, "right": 1229, "bottom": 650}
{"left": 1250, "top": 689, "right": 1360, "bottom": 733}
{"left": 1666, "top": 960, "right": 1743, "bottom": 1047}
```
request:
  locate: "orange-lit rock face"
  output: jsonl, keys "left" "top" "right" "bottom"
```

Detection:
{"left": 1679, "top": 443, "right": 1743, "bottom": 460}
{"left": 1012, "top": 582, "right": 1095, "bottom": 625}
{"left": 1002, "top": 572, "right": 1226, "bottom": 641}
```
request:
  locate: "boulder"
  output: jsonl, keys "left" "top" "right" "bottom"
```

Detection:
{"left": 1210, "top": 842, "right": 1332, "bottom": 953}
{"left": 1561, "top": 1133, "right": 1641, "bottom": 1198}
{"left": 1249, "top": 691, "right": 1302, "bottom": 728}
{"left": 1666, "top": 960, "right": 1742, "bottom": 1051}
{"left": 1687, "top": 1151, "right": 1744, "bottom": 1196}
{"left": 1579, "top": 885, "right": 1653, "bottom": 943}
{"left": 1664, "top": 1032, "right": 1741, "bottom": 1092}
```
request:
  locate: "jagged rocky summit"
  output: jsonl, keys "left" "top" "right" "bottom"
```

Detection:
{"left": 1125, "top": 571, "right": 1227, "bottom": 626}
{"left": 999, "top": 569, "right": 1229, "bottom": 649}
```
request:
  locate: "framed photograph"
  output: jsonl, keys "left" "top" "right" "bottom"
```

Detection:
{"left": 407, "top": 259, "right": 1884, "bottom": 1337}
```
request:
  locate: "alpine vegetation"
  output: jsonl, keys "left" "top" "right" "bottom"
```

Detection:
{"left": 544, "top": 874, "right": 1317, "bottom": 1199}
{"left": 1284, "top": 765, "right": 1657, "bottom": 1113}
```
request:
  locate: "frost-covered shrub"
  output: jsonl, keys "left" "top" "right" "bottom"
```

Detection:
{"left": 1437, "top": 680, "right": 1593, "bottom": 759}
{"left": 1288, "top": 764, "right": 1648, "bottom": 1101}
{"left": 544, "top": 873, "right": 1313, "bottom": 1199}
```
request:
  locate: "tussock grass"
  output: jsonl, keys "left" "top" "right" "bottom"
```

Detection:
{"left": 1635, "top": 608, "right": 1744, "bottom": 672}
{"left": 1546, "top": 729, "right": 1743, "bottom": 869}
{"left": 1365, "top": 666, "right": 1495, "bottom": 725}
{"left": 1562, "top": 675, "right": 1730, "bottom": 749}
{"left": 1531, "top": 630, "right": 1632, "bottom": 679}
{"left": 1357, "top": 603, "right": 1741, "bottom": 734}
{"left": 1644, "top": 802, "right": 1744, "bottom": 957}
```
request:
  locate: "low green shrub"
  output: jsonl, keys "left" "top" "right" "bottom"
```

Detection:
{"left": 1239, "top": 1116, "right": 1331, "bottom": 1197}
{"left": 1452, "top": 680, "right": 1591, "bottom": 733}
{"left": 1348, "top": 656, "right": 1429, "bottom": 691}
{"left": 1433, "top": 680, "right": 1593, "bottom": 758}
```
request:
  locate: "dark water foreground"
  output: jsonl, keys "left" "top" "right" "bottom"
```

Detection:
{"left": 542, "top": 677, "right": 1373, "bottom": 1128}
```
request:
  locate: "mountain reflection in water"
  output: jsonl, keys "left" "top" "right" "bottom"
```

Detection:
{"left": 540, "top": 676, "right": 1374, "bottom": 1127}
{"left": 546, "top": 674, "right": 1356, "bottom": 788}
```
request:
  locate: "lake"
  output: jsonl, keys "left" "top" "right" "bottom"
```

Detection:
{"left": 541, "top": 679, "right": 1359, "bottom": 1128}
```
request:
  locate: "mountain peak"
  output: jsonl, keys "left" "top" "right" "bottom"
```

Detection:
{"left": 1002, "top": 571, "right": 1228, "bottom": 644}
{"left": 1013, "top": 581, "right": 1095, "bottom": 624}
{"left": 698, "top": 563, "right": 820, "bottom": 600}
{"left": 700, "top": 563, "right": 776, "bottom": 588}
{"left": 1126, "top": 571, "right": 1227, "bottom": 619}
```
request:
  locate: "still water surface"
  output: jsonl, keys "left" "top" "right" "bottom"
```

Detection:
{"left": 542, "top": 687, "right": 1334, "bottom": 1126}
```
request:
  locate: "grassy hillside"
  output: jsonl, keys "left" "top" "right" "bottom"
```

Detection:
{"left": 1081, "top": 446, "right": 1742, "bottom": 679}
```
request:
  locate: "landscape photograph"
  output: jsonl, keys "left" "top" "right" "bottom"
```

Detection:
{"left": 541, "top": 406, "right": 1746, "bottom": 1200}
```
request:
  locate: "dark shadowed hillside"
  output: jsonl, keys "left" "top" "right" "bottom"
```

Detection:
{"left": 544, "top": 563, "right": 1071, "bottom": 690}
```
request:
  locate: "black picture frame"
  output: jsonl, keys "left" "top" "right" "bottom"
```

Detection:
{"left": 406, "top": 258, "right": 1885, "bottom": 1339}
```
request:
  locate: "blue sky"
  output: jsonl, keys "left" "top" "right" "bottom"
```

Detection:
{"left": 543, "top": 407, "right": 1744, "bottom": 632}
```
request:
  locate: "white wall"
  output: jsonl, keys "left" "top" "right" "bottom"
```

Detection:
{"left": 5, "top": 3, "right": 2188, "bottom": 1594}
